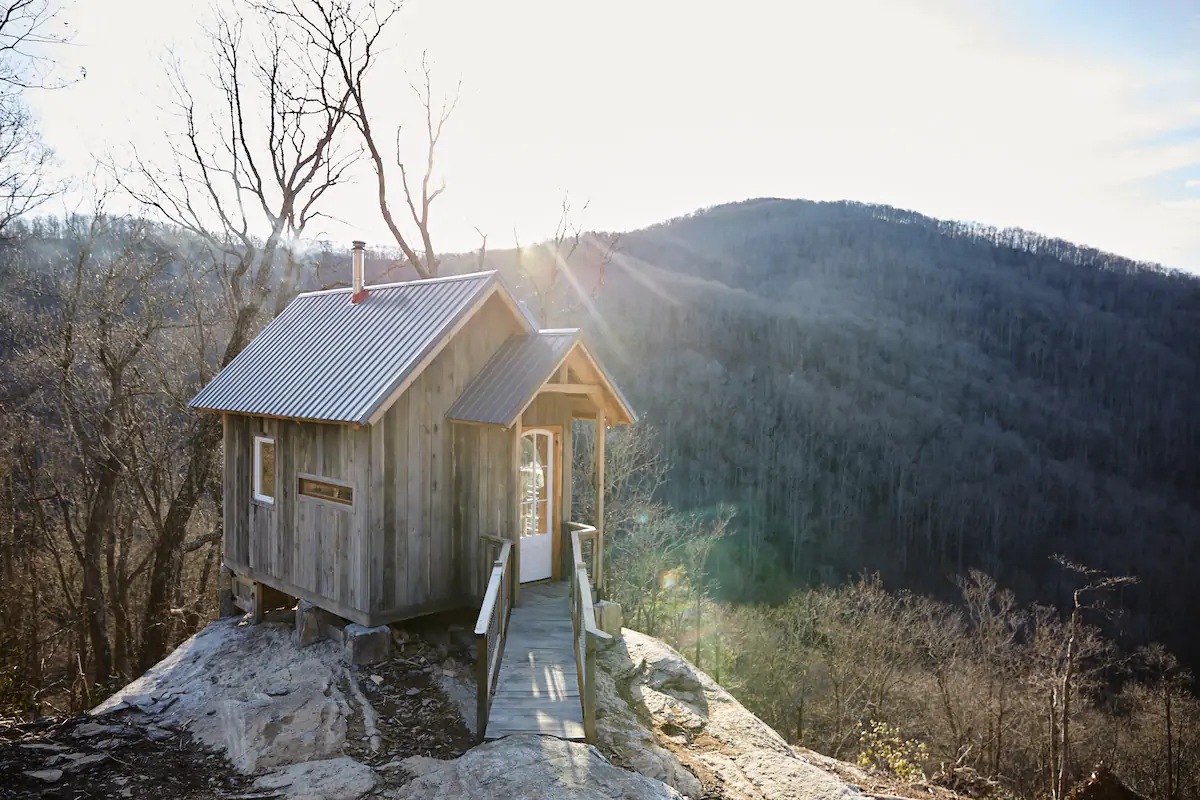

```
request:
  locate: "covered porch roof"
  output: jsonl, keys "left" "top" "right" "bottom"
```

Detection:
{"left": 446, "top": 329, "right": 636, "bottom": 428}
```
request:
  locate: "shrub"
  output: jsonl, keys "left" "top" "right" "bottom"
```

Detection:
{"left": 856, "top": 720, "right": 929, "bottom": 782}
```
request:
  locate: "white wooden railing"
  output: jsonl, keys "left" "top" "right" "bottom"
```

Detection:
{"left": 474, "top": 534, "right": 514, "bottom": 741}
{"left": 567, "top": 522, "right": 612, "bottom": 742}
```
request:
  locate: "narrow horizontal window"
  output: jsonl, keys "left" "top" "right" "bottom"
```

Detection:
{"left": 253, "top": 436, "right": 275, "bottom": 505}
{"left": 299, "top": 477, "right": 353, "bottom": 506}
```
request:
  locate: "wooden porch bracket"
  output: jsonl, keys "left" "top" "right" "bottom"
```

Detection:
{"left": 594, "top": 408, "right": 606, "bottom": 593}
{"left": 540, "top": 382, "right": 601, "bottom": 393}
{"left": 511, "top": 419, "right": 522, "bottom": 606}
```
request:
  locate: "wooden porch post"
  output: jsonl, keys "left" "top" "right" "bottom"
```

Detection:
{"left": 594, "top": 408, "right": 605, "bottom": 592}
{"left": 511, "top": 419, "right": 522, "bottom": 605}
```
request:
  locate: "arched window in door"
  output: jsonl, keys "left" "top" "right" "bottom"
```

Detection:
{"left": 519, "top": 429, "right": 554, "bottom": 539}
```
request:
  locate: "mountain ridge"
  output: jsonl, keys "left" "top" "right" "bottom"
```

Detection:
{"left": 496, "top": 197, "right": 1200, "bottom": 668}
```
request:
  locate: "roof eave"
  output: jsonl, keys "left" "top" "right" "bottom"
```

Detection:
{"left": 500, "top": 332, "right": 584, "bottom": 429}
{"left": 188, "top": 406, "right": 362, "bottom": 427}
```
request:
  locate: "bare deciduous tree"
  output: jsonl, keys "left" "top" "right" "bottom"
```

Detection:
{"left": 116, "top": 2, "right": 371, "bottom": 669}
{"left": 0, "top": 0, "right": 72, "bottom": 233}
{"left": 14, "top": 207, "right": 178, "bottom": 689}
{"left": 260, "top": 0, "right": 451, "bottom": 278}
{"left": 573, "top": 421, "right": 667, "bottom": 535}
{"left": 1048, "top": 557, "right": 1139, "bottom": 800}
{"left": 514, "top": 196, "right": 620, "bottom": 325}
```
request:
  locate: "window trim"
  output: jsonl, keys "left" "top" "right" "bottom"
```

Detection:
{"left": 252, "top": 435, "right": 276, "bottom": 506}
{"left": 519, "top": 428, "right": 554, "bottom": 538}
{"left": 296, "top": 472, "right": 355, "bottom": 509}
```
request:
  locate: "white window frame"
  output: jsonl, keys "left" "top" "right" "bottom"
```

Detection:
{"left": 519, "top": 429, "right": 554, "bottom": 538}
{"left": 253, "top": 435, "right": 276, "bottom": 505}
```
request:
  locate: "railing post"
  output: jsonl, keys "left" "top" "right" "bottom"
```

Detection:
{"left": 475, "top": 631, "right": 487, "bottom": 743}
{"left": 583, "top": 631, "right": 598, "bottom": 742}
{"left": 474, "top": 538, "right": 513, "bottom": 745}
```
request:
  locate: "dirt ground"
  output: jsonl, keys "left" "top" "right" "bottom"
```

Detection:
{"left": 340, "top": 614, "right": 478, "bottom": 793}
{"left": 0, "top": 713, "right": 253, "bottom": 800}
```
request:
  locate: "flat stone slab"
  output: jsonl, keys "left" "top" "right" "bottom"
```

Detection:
{"left": 23, "top": 769, "right": 63, "bottom": 783}
{"left": 253, "top": 756, "right": 378, "bottom": 800}
{"left": 393, "top": 736, "right": 683, "bottom": 799}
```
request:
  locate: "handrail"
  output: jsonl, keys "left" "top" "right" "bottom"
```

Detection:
{"left": 566, "top": 521, "right": 598, "bottom": 578}
{"left": 474, "top": 536, "right": 513, "bottom": 741}
{"left": 567, "top": 522, "right": 612, "bottom": 742}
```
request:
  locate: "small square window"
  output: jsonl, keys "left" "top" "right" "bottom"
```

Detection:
{"left": 299, "top": 477, "right": 353, "bottom": 506}
{"left": 254, "top": 436, "right": 275, "bottom": 504}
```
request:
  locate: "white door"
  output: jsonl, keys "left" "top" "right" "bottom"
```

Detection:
{"left": 519, "top": 429, "right": 554, "bottom": 583}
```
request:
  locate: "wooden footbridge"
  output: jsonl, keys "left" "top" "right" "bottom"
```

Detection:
{"left": 474, "top": 524, "right": 611, "bottom": 742}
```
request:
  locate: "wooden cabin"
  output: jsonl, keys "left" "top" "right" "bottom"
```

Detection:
{"left": 189, "top": 243, "right": 636, "bottom": 627}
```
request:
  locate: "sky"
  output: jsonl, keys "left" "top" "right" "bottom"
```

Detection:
{"left": 25, "top": 0, "right": 1200, "bottom": 271}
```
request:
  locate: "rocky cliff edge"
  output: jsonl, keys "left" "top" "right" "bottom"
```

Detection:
{"left": 4, "top": 616, "right": 881, "bottom": 799}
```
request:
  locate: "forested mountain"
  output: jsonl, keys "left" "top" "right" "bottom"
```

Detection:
{"left": 515, "top": 198, "right": 1200, "bottom": 666}
{"left": 4, "top": 197, "right": 1199, "bottom": 796}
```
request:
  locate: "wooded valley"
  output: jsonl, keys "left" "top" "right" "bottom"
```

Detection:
{"left": 3, "top": 196, "right": 1199, "bottom": 798}
{"left": 567, "top": 199, "right": 1200, "bottom": 667}
{"left": 1, "top": 0, "right": 1199, "bottom": 796}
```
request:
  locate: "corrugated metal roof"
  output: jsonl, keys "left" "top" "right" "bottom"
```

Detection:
{"left": 189, "top": 271, "right": 504, "bottom": 425}
{"left": 446, "top": 330, "right": 580, "bottom": 426}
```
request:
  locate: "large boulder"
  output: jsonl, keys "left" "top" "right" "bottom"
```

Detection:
{"left": 92, "top": 618, "right": 353, "bottom": 773}
{"left": 594, "top": 661, "right": 704, "bottom": 797}
{"left": 599, "top": 629, "right": 862, "bottom": 800}
{"left": 392, "top": 735, "right": 684, "bottom": 799}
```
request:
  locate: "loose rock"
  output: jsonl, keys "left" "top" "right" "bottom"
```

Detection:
{"left": 64, "top": 752, "right": 110, "bottom": 772}
{"left": 23, "top": 768, "right": 64, "bottom": 783}
{"left": 72, "top": 722, "right": 125, "bottom": 738}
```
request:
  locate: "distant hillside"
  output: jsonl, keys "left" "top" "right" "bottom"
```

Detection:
{"left": 498, "top": 198, "right": 1200, "bottom": 664}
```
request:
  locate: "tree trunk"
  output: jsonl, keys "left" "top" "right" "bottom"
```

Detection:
{"left": 1056, "top": 595, "right": 1082, "bottom": 800}
{"left": 106, "top": 513, "right": 129, "bottom": 681}
{"left": 1048, "top": 687, "right": 1059, "bottom": 800}
{"left": 137, "top": 414, "right": 221, "bottom": 671}
{"left": 1165, "top": 686, "right": 1174, "bottom": 799}
{"left": 994, "top": 684, "right": 1005, "bottom": 777}
{"left": 80, "top": 453, "right": 120, "bottom": 688}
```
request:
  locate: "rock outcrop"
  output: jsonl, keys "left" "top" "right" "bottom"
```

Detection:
{"left": 94, "top": 618, "right": 353, "bottom": 774}
{"left": 598, "top": 629, "right": 863, "bottom": 800}
{"left": 75, "top": 614, "right": 869, "bottom": 800}
{"left": 392, "top": 735, "right": 685, "bottom": 799}
{"left": 252, "top": 756, "right": 379, "bottom": 800}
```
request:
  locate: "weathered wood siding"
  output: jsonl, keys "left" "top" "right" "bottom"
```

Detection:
{"left": 223, "top": 414, "right": 369, "bottom": 617}
{"left": 372, "top": 293, "right": 523, "bottom": 615}
{"left": 224, "top": 292, "right": 527, "bottom": 622}
{"left": 223, "top": 413, "right": 250, "bottom": 568}
{"left": 451, "top": 424, "right": 517, "bottom": 599}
